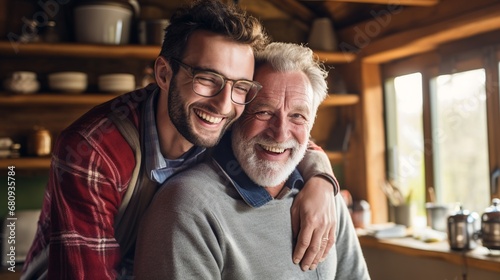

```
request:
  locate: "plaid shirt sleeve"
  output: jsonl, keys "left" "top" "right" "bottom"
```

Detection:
{"left": 23, "top": 117, "right": 136, "bottom": 279}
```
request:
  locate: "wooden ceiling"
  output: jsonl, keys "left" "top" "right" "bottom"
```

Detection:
{"left": 142, "top": 0, "right": 439, "bottom": 30}
{"left": 141, "top": 0, "right": 500, "bottom": 63}
{"left": 238, "top": 0, "right": 439, "bottom": 29}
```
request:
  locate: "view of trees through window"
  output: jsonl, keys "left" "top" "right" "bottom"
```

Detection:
{"left": 385, "top": 73, "right": 425, "bottom": 225}
{"left": 432, "top": 69, "right": 490, "bottom": 214}
{"left": 385, "top": 69, "right": 492, "bottom": 226}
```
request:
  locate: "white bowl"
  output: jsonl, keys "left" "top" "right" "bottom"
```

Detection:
{"left": 48, "top": 71, "right": 87, "bottom": 81}
{"left": 98, "top": 73, "right": 135, "bottom": 81}
{"left": 48, "top": 72, "right": 87, "bottom": 93}
{"left": 74, "top": 4, "right": 133, "bottom": 45}
{"left": 98, "top": 73, "right": 135, "bottom": 92}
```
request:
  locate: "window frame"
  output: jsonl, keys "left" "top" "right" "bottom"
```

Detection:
{"left": 381, "top": 39, "right": 500, "bottom": 206}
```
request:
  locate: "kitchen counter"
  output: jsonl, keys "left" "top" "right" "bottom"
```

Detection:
{"left": 0, "top": 266, "right": 21, "bottom": 280}
{"left": 359, "top": 235, "right": 500, "bottom": 280}
{"left": 359, "top": 234, "right": 500, "bottom": 274}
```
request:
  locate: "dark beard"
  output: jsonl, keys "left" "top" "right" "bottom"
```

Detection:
{"left": 167, "top": 80, "right": 233, "bottom": 148}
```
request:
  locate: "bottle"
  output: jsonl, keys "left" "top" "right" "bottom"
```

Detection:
{"left": 27, "top": 127, "right": 52, "bottom": 157}
{"left": 42, "top": 21, "right": 60, "bottom": 43}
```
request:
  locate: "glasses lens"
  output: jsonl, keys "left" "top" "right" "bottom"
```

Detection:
{"left": 192, "top": 70, "right": 261, "bottom": 105}
{"left": 230, "top": 81, "right": 255, "bottom": 104}
{"left": 192, "top": 72, "right": 224, "bottom": 97}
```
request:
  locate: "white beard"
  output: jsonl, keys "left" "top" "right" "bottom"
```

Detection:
{"left": 232, "top": 128, "right": 308, "bottom": 188}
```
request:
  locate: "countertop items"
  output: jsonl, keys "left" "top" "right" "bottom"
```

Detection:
{"left": 362, "top": 223, "right": 408, "bottom": 239}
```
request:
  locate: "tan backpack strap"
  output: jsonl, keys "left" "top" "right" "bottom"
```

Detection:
{"left": 107, "top": 113, "right": 142, "bottom": 228}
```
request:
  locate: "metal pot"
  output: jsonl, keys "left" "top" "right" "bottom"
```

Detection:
{"left": 447, "top": 206, "right": 480, "bottom": 251}
{"left": 138, "top": 19, "right": 170, "bottom": 45}
{"left": 481, "top": 198, "right": 500, "bottom": 250}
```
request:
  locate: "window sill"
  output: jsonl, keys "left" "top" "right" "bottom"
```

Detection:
{"left": 358, "top": 234, "right": 500, "bottom": 273}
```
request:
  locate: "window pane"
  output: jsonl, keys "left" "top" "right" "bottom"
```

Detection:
{"left": 431, "top": 69, "right": 490, "bottom": 214}
{"left": 385, "top": 73, "right": 426, "bottom": 226}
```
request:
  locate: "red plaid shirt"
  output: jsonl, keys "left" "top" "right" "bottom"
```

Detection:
{"left": 22, "top": 87, "right": 150, "bottom": 279}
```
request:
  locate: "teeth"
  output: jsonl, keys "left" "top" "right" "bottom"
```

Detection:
{"left": 261, "top": 145, "right": 286, "bottom": 154}
{"left": 195, "top": 109, "right": 223, "bottom": 124}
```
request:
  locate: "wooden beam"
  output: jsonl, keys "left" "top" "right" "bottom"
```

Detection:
{"left": 330, "top": 0, "right": 439, "bottom": 6}
{"left": 360, "top": 62, "right": 388, "bottom": 223}
{"left": 258, "top": 0, "right": 316, "bottom": 24}
{"left": 486, "top": 49, "right": 500, "bottom": 197}
{"left": 360, "top": 3, "right": 500, "bottom": 63}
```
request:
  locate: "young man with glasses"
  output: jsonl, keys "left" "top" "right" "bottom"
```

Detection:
{"left": 22, "top": 1, "right": 339, "bottom": 279}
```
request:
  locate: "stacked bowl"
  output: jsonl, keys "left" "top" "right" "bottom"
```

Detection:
{"left": 48, "top": 72, "right": 88, "bottom": 93}
{"left": 98, "top": 73, "right": 136, "bottom": 93}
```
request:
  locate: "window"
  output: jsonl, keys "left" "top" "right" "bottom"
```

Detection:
{"left": 384, "top": 46, "right": 500, "bottom": 226}
{"left": 431, "top": 69, "right": 490, "bottom": 214}
{"left": 385, "top": 73, "right": 425, "bottom": 221}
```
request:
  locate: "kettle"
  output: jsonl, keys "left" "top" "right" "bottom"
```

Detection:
{"left": 480, "top": 198, "right": 500, "bottom": 250}
{"left": 447, "top": 206, "right": 480, "bottom": 251}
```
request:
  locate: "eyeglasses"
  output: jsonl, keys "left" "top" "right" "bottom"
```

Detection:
{"left": 171, "top": 58, "right": 262, "bottom": 105}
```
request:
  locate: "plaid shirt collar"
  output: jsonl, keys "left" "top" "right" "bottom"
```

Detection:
{"left": 212, "top": 133, "right": 304, "bottom": 208}
{"left": 143, "top": 86, "right": 206, "bottom": 184}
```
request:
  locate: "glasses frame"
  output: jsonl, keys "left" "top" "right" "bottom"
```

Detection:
{"left": 170, "top": 58, "right": 262, "bottom": 105}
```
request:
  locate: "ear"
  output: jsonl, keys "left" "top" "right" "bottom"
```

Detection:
{"left": 154, "top": 56, "right": 173, "bottom": 91}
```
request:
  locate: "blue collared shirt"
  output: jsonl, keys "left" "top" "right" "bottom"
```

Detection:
{"left": 212, "top": 133, "right": 304, "bottom": 208}
{"left": 143, "top": 86, "right": 206, "bottom": 184}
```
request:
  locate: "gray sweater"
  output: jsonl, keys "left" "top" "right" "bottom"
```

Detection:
{"left": 134, "top": 153, "right": 370, "bottom": 280}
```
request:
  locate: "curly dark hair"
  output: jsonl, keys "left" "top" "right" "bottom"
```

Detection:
{"left": 159, "top": 0, "right": 269, "bottom": 70}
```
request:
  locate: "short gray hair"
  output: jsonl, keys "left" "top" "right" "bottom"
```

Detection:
{"left": 254, "top": 42, "right": 329, "bottom": 115}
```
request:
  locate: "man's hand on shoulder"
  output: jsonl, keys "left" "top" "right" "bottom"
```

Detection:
{"left": 291, "top": 176, "right": 336, "bottom": 271}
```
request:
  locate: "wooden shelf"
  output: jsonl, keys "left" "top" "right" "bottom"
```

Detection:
{"left": 314, "top": 50, "right": 357, "bottom": 63}
{"left": 325, "top": 150, "right": 344, "bottom": 164}
{"left": 0, "top": 41, "right": 160, "bottom": 60}
{"left": 0, "top": 157, "right": 51, "bottom": 170}
{"left": 320, "top": 94, "right": 359, "bottom": 108}
{"left": 0, "top": 93, "right": 119, "bottom": 106}
{"left": 0, "top": 41, "right": 357, "bottom": 173}
{"left": 0, "top": 41, "right": 356, "bottom": 63}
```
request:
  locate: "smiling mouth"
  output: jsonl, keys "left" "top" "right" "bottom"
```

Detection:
{"left": 194, "top": 108, "right": 223, "bottom": 124}
{"left": 260, "top": 144, "right": 286, "bottom": 154}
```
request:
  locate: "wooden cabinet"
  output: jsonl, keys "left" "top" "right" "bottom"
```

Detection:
{"left": 0, "top": 41, "right": 358, "bottom": 171}
{"left": 310, "top": 51, "right": 359, "bottom": 174}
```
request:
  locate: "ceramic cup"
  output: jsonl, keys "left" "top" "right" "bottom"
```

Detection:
{"left": 392, "top": 204, "right": 413, "bottom": 227}
{"left": 426, "top": 203, "right": 451, "bottom": 232}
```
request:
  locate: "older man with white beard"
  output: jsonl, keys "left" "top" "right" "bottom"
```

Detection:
{"left": 134, "top": 42, "right": 370, "bottom": 280}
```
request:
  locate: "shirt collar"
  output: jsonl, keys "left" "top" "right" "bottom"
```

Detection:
{"left": 212, "top": 133, "right": 304, "bottom": 208}
{"left": 143, "top": 86, "right": 206, "bottom": 183}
